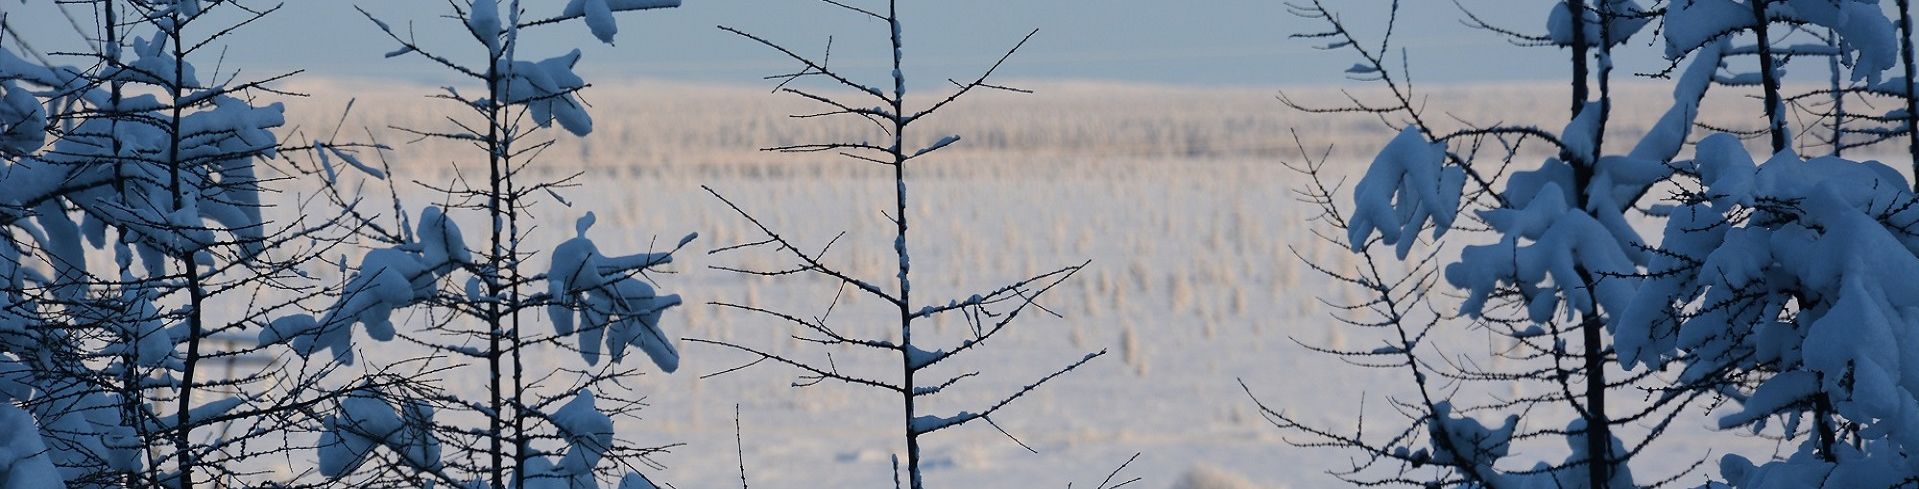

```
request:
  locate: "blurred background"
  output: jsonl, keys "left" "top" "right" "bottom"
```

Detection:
{"left": 8, "top": 1, "right": 1916, "bottom": 487}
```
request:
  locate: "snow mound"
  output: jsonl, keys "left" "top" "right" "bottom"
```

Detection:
{"left": 1168, "top": 464, "right": 1263, "bottom": 489}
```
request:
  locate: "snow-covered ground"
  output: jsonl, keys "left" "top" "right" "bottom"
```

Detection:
{"left": 588, "top": 156, "right": 1326, "bottom": 488}
{"left": 267, "top": 79, "right": 1911, "bottom": 488}
{"left": 330, "top": 154, "right": 1332, "bottom": 488}
{"left": 506, "top": 157, "right": 1807, "bottom": 489}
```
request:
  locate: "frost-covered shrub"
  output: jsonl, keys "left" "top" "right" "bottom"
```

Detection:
{"left": 0, "top": 1, "right": 351, "bottom": 486}
{"left": 294, "top": 1, "right": 694, "bottom": 488}
{"left": 1264, "top": 1, "right": 1919, "bottom": 487}
{"left": 0, "top": 0, "right": 689, "bottom": 486}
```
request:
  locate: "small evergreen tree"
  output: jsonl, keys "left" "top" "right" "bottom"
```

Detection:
{"left": 262, "top": 1, "right": 695, "bottom": 488}
{"left": 696, "top": 1, "right": 1106, "bottom": 488}
{"left": 1255, "top": 1, "right": 1919, "bottom": 487}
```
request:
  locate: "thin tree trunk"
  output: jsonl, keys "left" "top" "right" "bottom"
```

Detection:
{"left": 1569, "top": 0, "right": 1590, "bottom": 116}
{"left": 101, "top": 3, "right": 147, "bottom": 487}
{"left": 167, "top": 11, "right": 207, "bottom": 488}
{"left": 1897, "top": 0, "right": 1917, "bottom": 188}
{"left": 1828, "top": 28, "right": 1846, "bottom": 158}
{"left": 887, "top": 2, "right": 922, "bottom": 486}
{"left": 502, "top": 4, "right": 529, "bottom": 487}
{"left": 1753, "top": 0, "right": 1788, "bottom": 153}
{"left": 1567, "top": 3, "right": 1612, "bottom": 487}
{"left": 485, "top": 50, "right": 508, "bottom": 489}
{"left": 1815, "top": 394, "right": 1838, "bottom": 461}
{"left": 1578, "top": 314, "right": 1611, "bottom": 487}
{"left": 507, "top": 79, "right": 528, "bottom": 489}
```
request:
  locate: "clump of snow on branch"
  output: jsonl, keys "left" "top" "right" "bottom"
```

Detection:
{"left": 496, "top": 50, "right": 595, "bottom": 136}
{"left": 1663, "top": 0, "right": 1898, "bottom": 84}
{"left": 561, "top": 0, "right": 681, "bottom": 43}
{"left": 1323, "top": 1, "right": 1919, "bottom": 486}
{"left": 318, "top": 389, "right": 442, "bottom": 477}
{"left": 1347, "top": 127, "right": 1463, "bottom": 258}
{"left": 262, "top": 206, "right": 465, "bottom": 364}
{"left": 1546, "top": 0, "right": 1647, "bottom": 47}
{"left": 546, "top": 213, "right": 692, "bottom": 372}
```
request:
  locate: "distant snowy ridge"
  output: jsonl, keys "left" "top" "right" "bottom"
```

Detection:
{"left": 280, "top": 78, "right": 1908, "bottom": 174}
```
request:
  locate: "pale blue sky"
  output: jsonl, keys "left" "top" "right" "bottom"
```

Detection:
{"left": 2, "top": 1, "right": 1659, "bottom": 87}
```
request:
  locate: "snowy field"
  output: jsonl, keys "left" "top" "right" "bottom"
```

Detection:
{"left": 265, "top": 79, "right": 1911, "bottom": 488}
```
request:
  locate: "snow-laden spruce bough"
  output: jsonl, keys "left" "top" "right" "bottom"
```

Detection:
{"left": 0, "top": 0, "right": 691, "bottom": 488}
{"left": 1254, "top": 0, "right": 1919, "bottom": 488}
